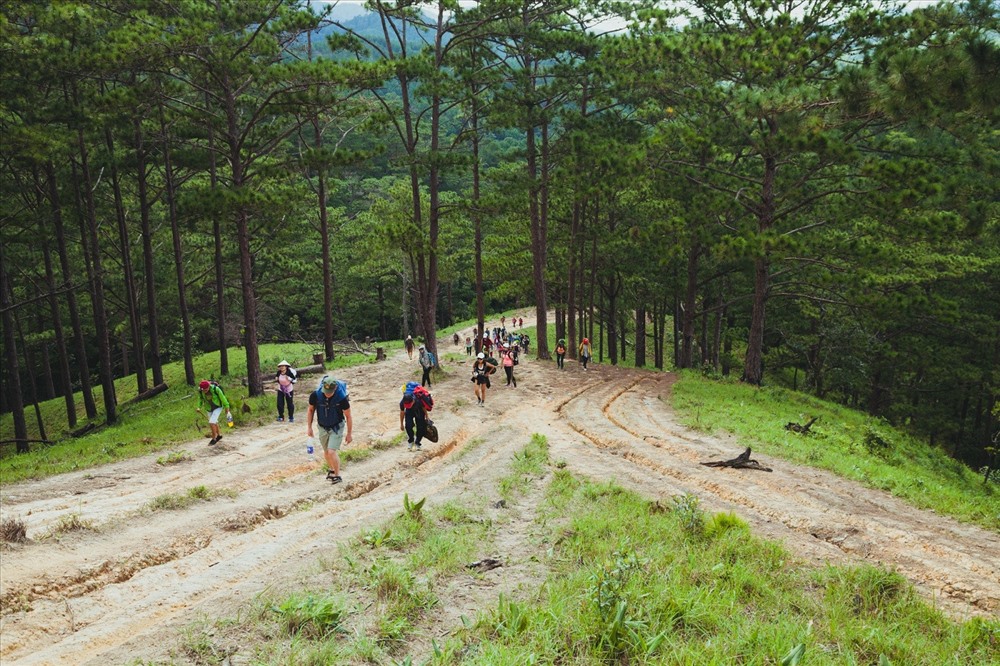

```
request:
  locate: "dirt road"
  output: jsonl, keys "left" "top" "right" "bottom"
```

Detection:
{"left": 2, "top": 315, "right": 998, "bottom": 664}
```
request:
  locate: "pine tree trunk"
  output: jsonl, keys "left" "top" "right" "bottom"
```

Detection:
{"left": 46, "top": 161, "right": 94, "bottom": 419}
{"left": 105, "top": 126, "right": 148, "bottom": 394}
{"left": 35, "top": 170, "right": 74, "bottom": 421}
{"left": 209, "top": 111, "right": 229, "bottom": 375}
{"left": 680, "top": 244, "right": 700, "bottom": 369}
{"left": 472, "top": 97, "right": 485, "bottom": 353}
{"left": 133, "top": 117, "right": 164, "bottom": 386}
{"left": 36, "top": 311, "right": 56, "bottom": 400}
{"left": 635, "top": 305, "right": 646, "bottom": 368}
{"left": 0, "top": 261, "right": 29, "bottom": 451}
{"left": 160, "top": 108, "right": 195, "bottom": 386}
{"left": 76, "top": 124, "right": 117, "bottom": 424}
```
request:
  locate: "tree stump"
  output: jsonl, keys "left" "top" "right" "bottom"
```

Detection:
{"left": 376, "top": 347, "right": 386, "bottom": 361}
{"left": 700, "top": 447, "right": 773, "bottom": 472}
{"left": 312, "top": 353, "right": 324, "bottom": 365}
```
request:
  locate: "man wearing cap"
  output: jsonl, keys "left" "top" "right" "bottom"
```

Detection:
{"left": 196, "top": 380, "right": 231, "bottom": 446}
{"left": 275, "top": 361, "right": 297, "bottom": 422}
{"left": 306, "top": 377, "right": 352, "bottom": 484}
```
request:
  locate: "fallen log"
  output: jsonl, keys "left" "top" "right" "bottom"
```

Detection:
{"left": 124, "top": 382, "right": 168, "bottom": 406}
{"left": 294, "top": 363, "right": 325, "bottom": 375}
{"left": 700, "top": 447, "right": 773, "bottom": 472}
{"left": 71, "top": 423, "right": 97, "bottom": 438}
{"left": 785, "top": 416, "right": 818, "bottom": 434}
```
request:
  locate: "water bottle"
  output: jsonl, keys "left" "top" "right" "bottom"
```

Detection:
{"left": 306, "top": 439, "right": 315, "bottom": 461}
{"left": 226, "top": 413, "right": 234, "bottom": 428}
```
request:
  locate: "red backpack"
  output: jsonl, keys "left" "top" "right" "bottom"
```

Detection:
{"left": 412, "top": 385, "right": 434, "bottom": 412}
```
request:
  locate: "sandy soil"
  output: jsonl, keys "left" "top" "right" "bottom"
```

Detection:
{"left": 2, "top": 312, "right": 998, "bottom": 665}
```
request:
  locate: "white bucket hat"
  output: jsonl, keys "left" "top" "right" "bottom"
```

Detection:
{"left": 277, "top": 360, "right": 291, "bottom": 367}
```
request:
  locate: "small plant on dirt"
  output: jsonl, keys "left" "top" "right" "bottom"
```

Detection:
{"left": 156, "top": 450, "right": 191, "bottom": 466}
{"left": 363, "top": 527, "right": 393, "bottom": 548}
{"left": 1, "top": 516, "right": 28, "bottom": 543}
{"left": 671, "top": 493, "right": 705, "bottom": 539}
{"left": 341, "top": 447, "right": 375, "bottom": 463}
{"left": 403, "top": 493, "right": 426, "bottom": 521}
{"left": 188, "top": 485, "right": 211, "bottom": 500}
{"left": 50, "top": 512, "right": 96, "bottom": 535}
{"left": 272, "top": 592, "right": 349, "bottom": 639}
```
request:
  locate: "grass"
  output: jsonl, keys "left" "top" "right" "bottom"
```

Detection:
{"left": 41, "top": 512, "right": 98, "bottom": 538}
{"left": 0, "top": 343, "right": 380, "bottom": 485}
{"left": 670, "top": 371, "right": 1000, "bottom": 532}
{"left": 164, "top": 436, "right": 998, "bottom": 664}
{"left": 144, "top": 485, "right": 237, "bottom": 512}
{"left": 155, "top": 450, "right": 192, "bottom": 466}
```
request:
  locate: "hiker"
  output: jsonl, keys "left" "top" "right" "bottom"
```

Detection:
{"left": 501, "top": 315, "right": 506, "bottom": 328}
{"left": 275, "top": 360, "right": 297, "bottom": 422}
{"left": 518, "top": 317, "right": 524, "bottom": 328}
{"left": 418, "top": 345, "right": 435, "bottom": 387}
{"left": 579, "top": 337, "right": 593, "bottom": 371}
{"left": 196, "top": 380, "right": 231, "bottom": 446}
{"left": 465, "top": 336, "right": 473, "bottom": 356}
{"left": 522, "top": 333, "right": 530, "bottom": 354}
{"left": 306, "top": 376, "right": 352, "bottom": 484}
{"left": 502, "top": 347, "right": 517, "bottom": 387}
{"left": 404, "top": 335, "right": 415, "bottom": 360}
{"left": 555, "top": 339, "right": 567, "bottom": 369}
{"left": 453, "top": 332, "right": 461, "bottom": 346}
{"left": 400, "top": 381, "right": 433, "bottom": 451}
{"left": 471, "top": 352, "right": 497, "bottom": 406}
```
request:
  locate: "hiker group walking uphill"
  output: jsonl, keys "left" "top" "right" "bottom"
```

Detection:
{"left": 194, "top": 314, "right": 596, "bottom": 487}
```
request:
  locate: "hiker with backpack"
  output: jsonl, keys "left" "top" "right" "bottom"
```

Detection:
{"left": 306, "top": 376, "right": 353, "bottom": 484}
{"left": 404, "top": 335, "right": 415, "bottom": 360}
{"left": 196, "top": 380, "right": 232, "bottom": 446}
{"left": 502, "top": 347, "right": 517, "bottom": 388}
{"left": 471, "top": 352, "right": 497, "bottom": 406}
{"left": 555, "top": 339, "right": 567, "bottom": 369}
{"left": 400, "top": 381, "right": 433, "bottom": 451}
{"left": 275, "top": 361, "right": 297, "bottom": 422}
{"left": 579, "top": 337, "right": 593, "bottom": 371}
{"left": 418, "top": 345, "right": 435, "bottom": 387}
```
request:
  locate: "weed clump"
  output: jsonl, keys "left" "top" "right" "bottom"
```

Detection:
{"left": 1, "top": 516, "right": 28, "bottom": 543}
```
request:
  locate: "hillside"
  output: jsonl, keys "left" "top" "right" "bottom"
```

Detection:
{"left": 1, "top": 313, "right": 997, "bottom": 664}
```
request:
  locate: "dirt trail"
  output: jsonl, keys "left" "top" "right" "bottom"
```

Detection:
{"left": 1, "top": 314, "right": 998, "bottom": 664}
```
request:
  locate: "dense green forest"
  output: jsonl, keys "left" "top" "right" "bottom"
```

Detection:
{"left": 1, "top": 0, "right": 997, "bottom": 472}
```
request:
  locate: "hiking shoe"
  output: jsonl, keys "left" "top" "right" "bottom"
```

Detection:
{"left": 208, "top": 437, "right": 218, "bottom": 446}
{"left": 415, "top": 445, "right": 422, "bottom": 451}
{"left": 407, "top": 442, "right": 414, "bottom": 451}
{"left": 288, "top": 417, "right": 294, "bottom": 423}
{"left": 330, "top": 475, "right": 342, "bottom": 485}
{"left": 276, "top": 417, "right": 284, "bottom": 422}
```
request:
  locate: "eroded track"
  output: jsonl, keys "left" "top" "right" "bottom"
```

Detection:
{"left": 2, "top": 325, "right": 997, "bottom": 664}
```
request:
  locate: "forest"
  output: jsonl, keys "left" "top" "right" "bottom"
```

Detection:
{"left": 1, "top": 0, "right": 997, "bottom": 470}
